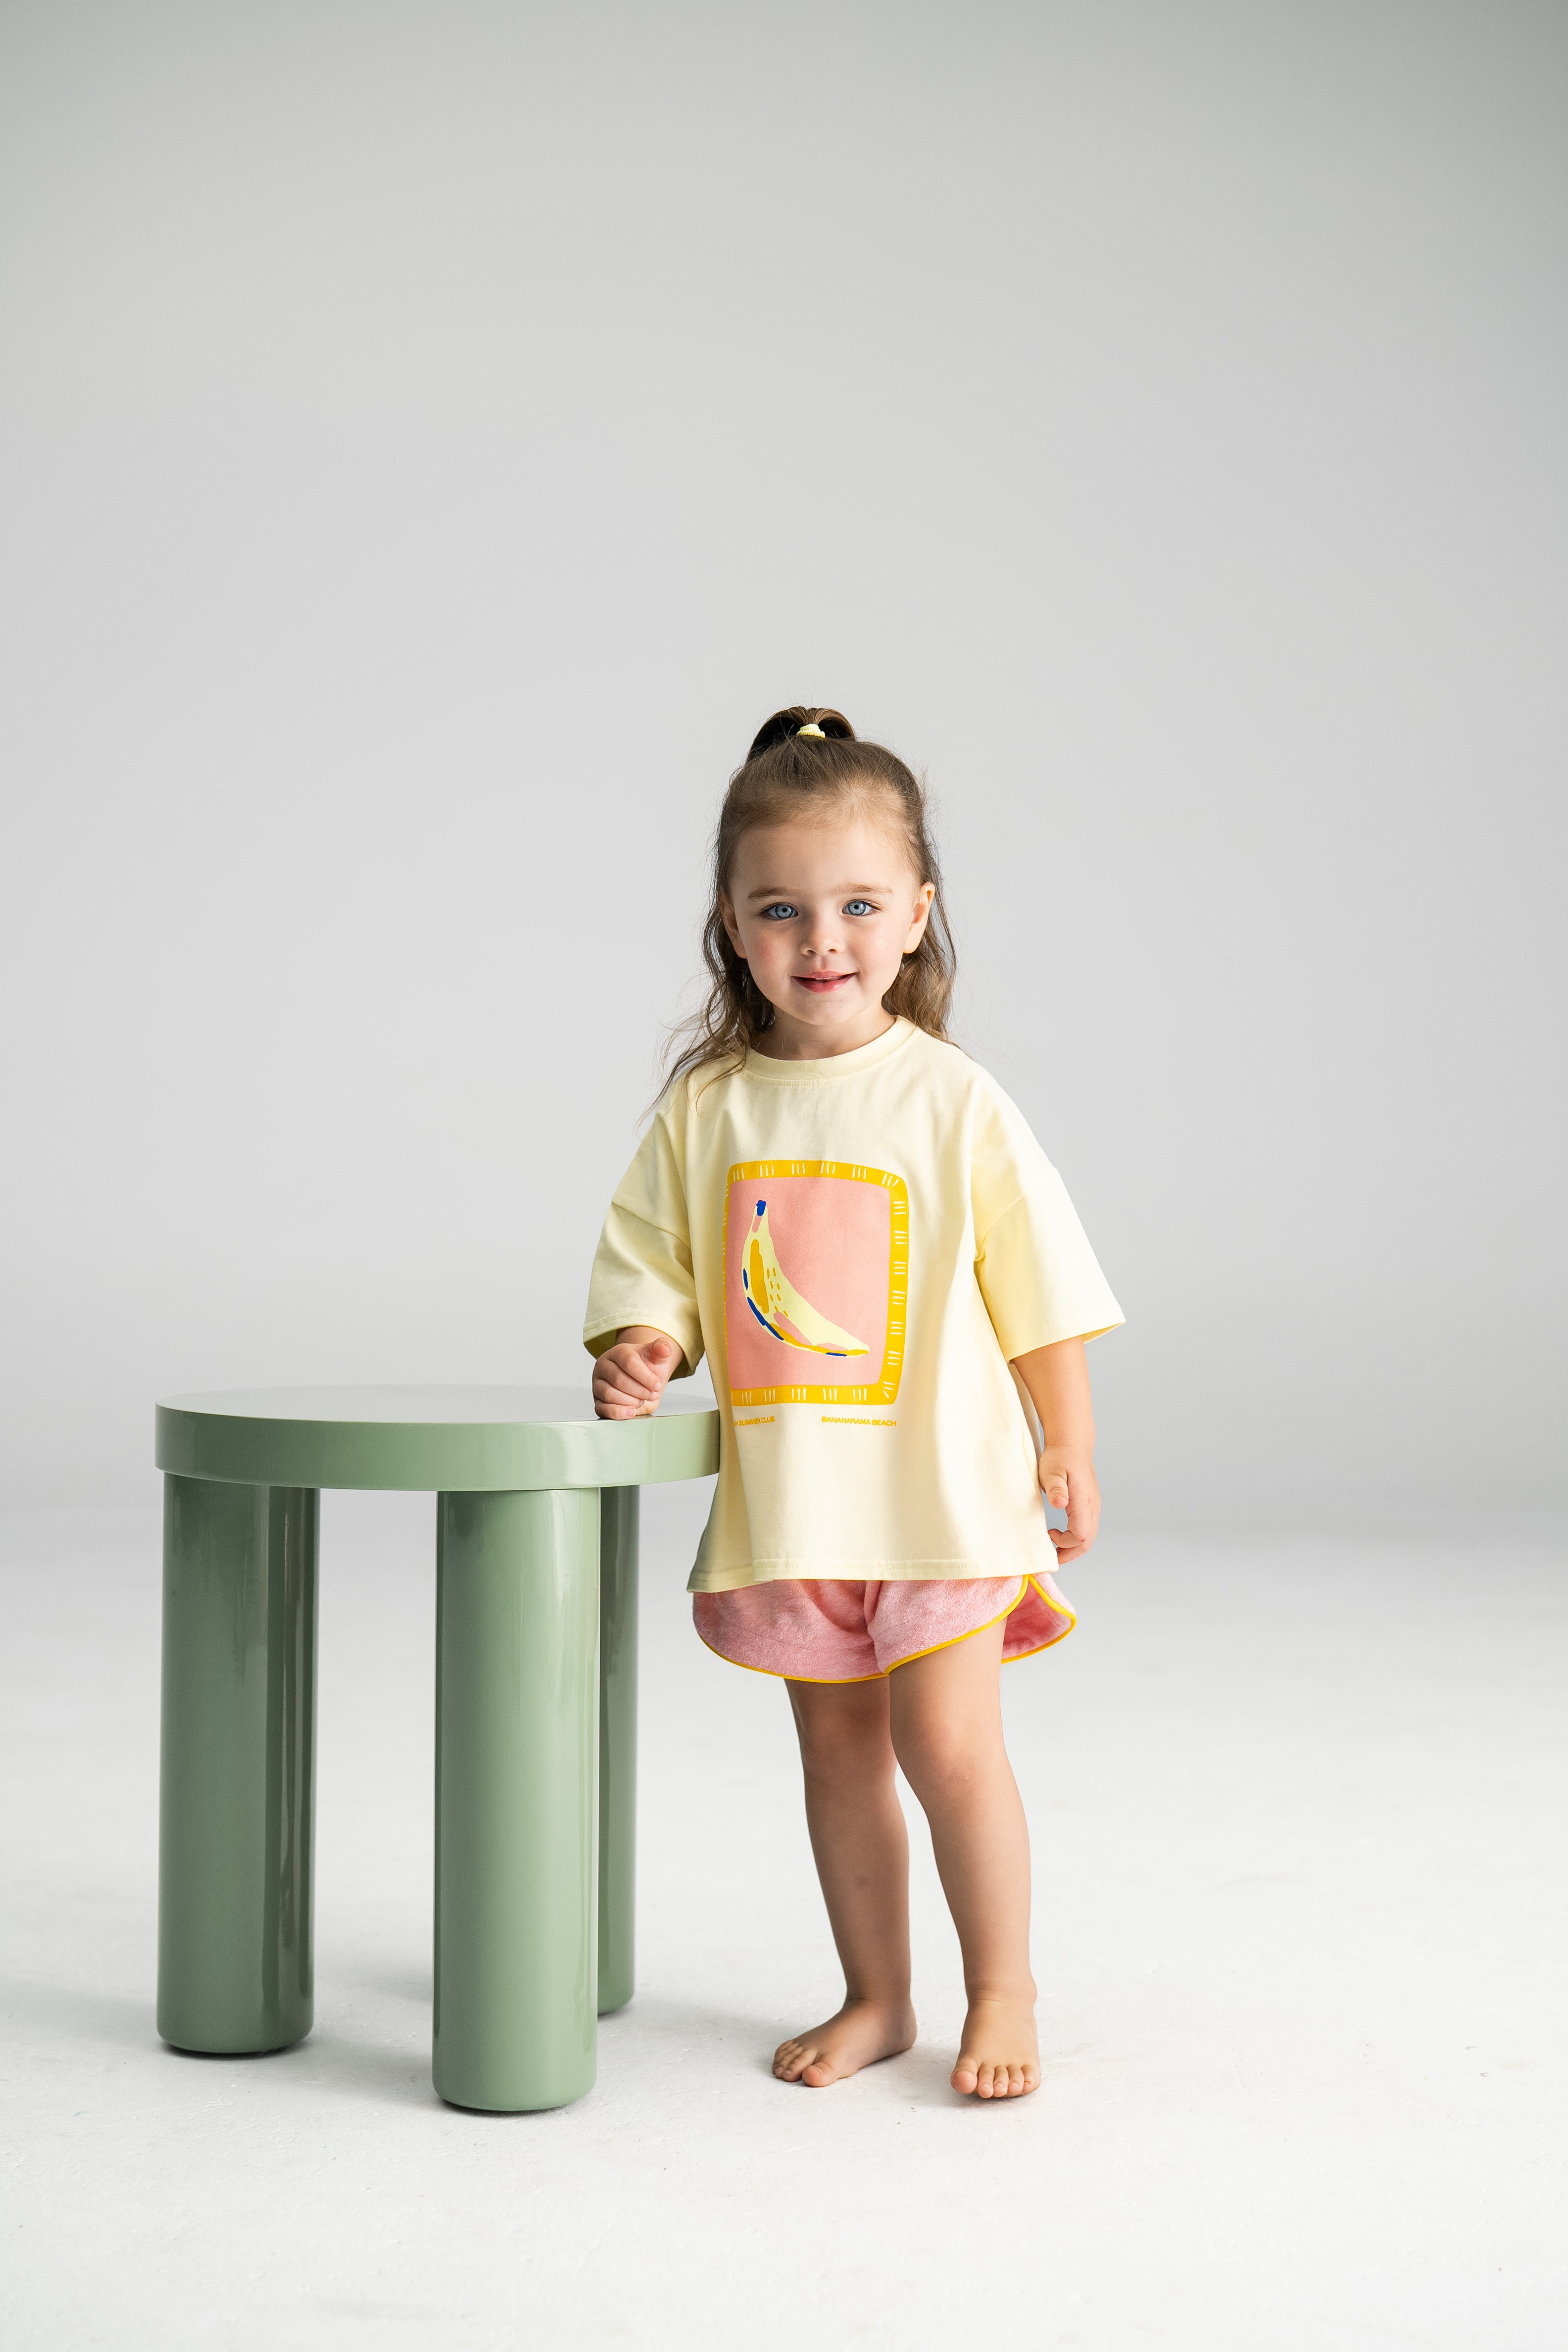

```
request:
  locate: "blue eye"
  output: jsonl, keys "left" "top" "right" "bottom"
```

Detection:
{"left": 844, "top": 899, "right": 875, "bottom": 916}
{"left": 761, "top": 902, "right": 797, "bottom": 920}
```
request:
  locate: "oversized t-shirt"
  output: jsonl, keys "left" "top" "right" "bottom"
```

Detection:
{"left": 584, "top": 1018, "right": 1123, "bottom": 1593}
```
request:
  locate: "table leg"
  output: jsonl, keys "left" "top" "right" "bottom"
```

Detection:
{"left": 157, "top": 1474, "right": 318, "bottom": 2054}
{"left": 434, "top": 1487, "right": 600, "bottom": 2111}
{"left": 597, "top": 1486, "right": 639, "bottom": 2015}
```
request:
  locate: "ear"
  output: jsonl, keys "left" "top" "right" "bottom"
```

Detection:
{"left": 718, "top": 892, "right": 745, "bottom": 957}
{"left": 902, "top": 882, "right": 936, "bottom": 955}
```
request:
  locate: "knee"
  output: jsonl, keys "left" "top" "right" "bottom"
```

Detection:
{"left": 791, "top": 1691, "right": 892, "bottom": 1786}
{"left": 891, "top": 1714, "right": 994, "bottom": 1807}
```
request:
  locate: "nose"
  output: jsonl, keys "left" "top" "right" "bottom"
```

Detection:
{"left": 799, "top": 904, "right": 844, "bottom": 960}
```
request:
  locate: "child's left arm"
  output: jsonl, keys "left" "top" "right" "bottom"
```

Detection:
{"left": 1011, "top": 1337, "right": 1099, "bottom": 1566}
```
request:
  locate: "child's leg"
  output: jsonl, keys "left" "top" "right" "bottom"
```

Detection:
{"left": 773, "top": 1675, "right": 917, "bottom": 2087}
{"left": 888, "top": 1617, "right": 1039, "bottom": 2099}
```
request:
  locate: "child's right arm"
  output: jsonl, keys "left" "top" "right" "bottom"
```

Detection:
{"left": 591, "top": 1327, "right": 683, "bottom": 1420}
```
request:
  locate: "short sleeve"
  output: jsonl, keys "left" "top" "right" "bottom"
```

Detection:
{"left": 583, "top": 1108, "right": 704, "bottom": 1376}
{"left": 970, "top": 1080, "right": 1124, "bottom": 1362}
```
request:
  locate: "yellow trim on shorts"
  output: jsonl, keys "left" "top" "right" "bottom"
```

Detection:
{"left": 693, "top": 1625, "right": 885, "bottom": 1685}
{"left": 1001, "top": 1574, "right": 1078, "bottom": 1663}
{"left": 694, "top": 1574, "right": 1075, "bottom": 1686}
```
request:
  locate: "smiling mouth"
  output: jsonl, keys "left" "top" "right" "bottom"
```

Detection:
{"left": 794, "top": 973, "right": 854, "bottom": 992}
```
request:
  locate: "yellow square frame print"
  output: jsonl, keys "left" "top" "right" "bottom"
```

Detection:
{"left": 723, "top": 1158, "right": 909, "bottom": 1409}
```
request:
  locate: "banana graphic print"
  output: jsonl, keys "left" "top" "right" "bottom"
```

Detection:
{"left": 740, "top": 1198, "right": 870, "bottom": 1357}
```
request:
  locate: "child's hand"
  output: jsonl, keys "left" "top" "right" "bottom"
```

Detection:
{"left": 593, "top": 1328, "right": 681, "bottom": 1420}
{"left": 1038, "top": 1448, "right": 1100, "bottom": 1566}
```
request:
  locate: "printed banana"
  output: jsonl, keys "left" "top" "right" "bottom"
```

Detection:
{"left": 740, "top": 1199, "right": 870, "bottom": 1357}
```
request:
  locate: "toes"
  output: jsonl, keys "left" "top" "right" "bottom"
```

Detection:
{"left": 776, "top": 2038, "right": 838, "bottom": 2087}
{"left": 955, "top": 2055, "right": 1040, "bottom": 2098}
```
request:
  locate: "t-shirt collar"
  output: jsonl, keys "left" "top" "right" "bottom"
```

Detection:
{"left": 741, "top": 1016, "right": 918, "bottom": 1083}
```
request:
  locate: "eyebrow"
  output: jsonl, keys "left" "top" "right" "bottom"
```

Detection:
{"left": 745, "top": 882, "right": 893, "bottom": 901}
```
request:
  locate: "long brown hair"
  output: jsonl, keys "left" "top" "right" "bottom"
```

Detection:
{"left": 660, "top": 705, "right": 956, "bottom": 1100}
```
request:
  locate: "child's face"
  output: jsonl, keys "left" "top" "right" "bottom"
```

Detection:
{"left": 720, "top": 810, "right": 935, "bottom": 1051}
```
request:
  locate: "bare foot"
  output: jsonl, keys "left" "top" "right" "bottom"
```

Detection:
{"left": 773, "top": 1997, "right": 917, "bottom": 2088}
{"left": 951, "top": 1993, "right": 1040, "bottom": 2099}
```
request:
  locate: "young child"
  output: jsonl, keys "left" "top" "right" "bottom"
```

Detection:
{"left": 585, "top": 706, "right": 1122, "bottom": 2100}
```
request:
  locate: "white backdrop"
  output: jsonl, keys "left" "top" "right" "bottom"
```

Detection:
{"left": 1, "top": 0, "right": 1563, "bottom": 1513}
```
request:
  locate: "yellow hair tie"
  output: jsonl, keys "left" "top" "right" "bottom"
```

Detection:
{"left": 796, "top": 723, "right": 825, "bottom": 738}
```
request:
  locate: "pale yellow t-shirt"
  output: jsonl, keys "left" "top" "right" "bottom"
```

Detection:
{"left": 584, "top": 1018, "right": 1124, "bottom": 1592}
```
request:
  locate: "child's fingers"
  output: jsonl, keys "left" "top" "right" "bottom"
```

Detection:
{"left": 593, "top": 1367, "right": 657, "bottom": 1418}
{"left": 594, "top": 1364, "right": 659, "bottom": 1411}
{"left": 592, "top": 1371, "right": 644, "bottom": 1418}
{"left": 1049, "top": 1497, "right": 1098, "bottom": 1562}
{"left": 596, "top": 1368, "right": 654, "bottom": 1402}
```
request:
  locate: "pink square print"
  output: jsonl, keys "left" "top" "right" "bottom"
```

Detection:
{"left": 724, "top": 1163, "right": 904, "bottom": 1403}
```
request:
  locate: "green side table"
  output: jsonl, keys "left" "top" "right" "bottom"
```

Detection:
{"left": 154, "top": 1385, "right": 718, "bottom": 2112}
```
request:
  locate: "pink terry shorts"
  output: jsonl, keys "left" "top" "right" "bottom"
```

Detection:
{"left": 693, "top": 1574, "right": 1075, "bottom": 1683}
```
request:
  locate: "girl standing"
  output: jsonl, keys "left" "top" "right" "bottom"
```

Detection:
{"left": 585, "top": 707, "right": 1122, "bottom": 2099}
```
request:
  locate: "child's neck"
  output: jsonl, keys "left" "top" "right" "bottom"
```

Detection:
{"left": 751, "top": 1008, "right": 899, "bottom": 1063}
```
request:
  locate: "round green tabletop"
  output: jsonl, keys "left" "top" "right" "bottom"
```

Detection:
{"left": 155, "top": 1384, "right": 721, "bottom": 1493}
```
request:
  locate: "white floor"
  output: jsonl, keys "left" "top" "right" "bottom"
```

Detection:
{"left": 2, "top": 1490, "right": 1563, "bottom": 2351}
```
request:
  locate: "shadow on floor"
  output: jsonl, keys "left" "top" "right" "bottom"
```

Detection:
{"left": 337, "top": 1959, "right": 434, "bottom": 2005}
{"left": 1, "top": 1974, "right": 159, "bottom": 2050}
{"left": 4, "top": 1972, "right": 990, "bottom": 2112}
{"left": 0, "top": 1971, "right": 440, "bottom": 2109}
{"left": 602, "top": 1988, "right": 972, "bottom": 2104}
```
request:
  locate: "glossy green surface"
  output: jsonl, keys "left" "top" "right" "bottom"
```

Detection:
{"left": 157, "top": 1477, "right": 317, "bottom": 2055}
{"left": 596, "top": 1487, "right": 638, "bottom": 2017}
{"left": 154, "top": 1388, "right": 717, "bottom": 2106}
{"left": 433, "top": 1488, "right": 600, "bottom": 2113}
{"left": 155, "top": 1385, "right": 719, "bottom": 1493}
